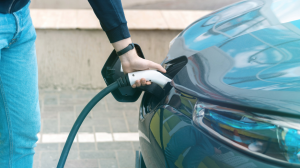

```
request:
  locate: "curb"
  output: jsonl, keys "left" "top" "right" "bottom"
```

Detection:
{"left": 31, "top": 9, "right": 212, "bottom": 30}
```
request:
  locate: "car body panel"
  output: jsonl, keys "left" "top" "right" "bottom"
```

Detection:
{"left": 139, "top": 88, "right": 283, "bottom": 168}
{"left": 166, "top": 0, "right": 300, "bottom": 115}
{"left": 138, "top": 0, "right": 300, "bottom": 167}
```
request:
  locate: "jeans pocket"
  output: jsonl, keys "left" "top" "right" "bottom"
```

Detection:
{"left": 0, "top": 14, "right": 16, "bottom": 34}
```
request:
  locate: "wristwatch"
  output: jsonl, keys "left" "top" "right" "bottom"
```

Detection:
{"left": 116, "top": 43, "right": 135, "bottom": 56}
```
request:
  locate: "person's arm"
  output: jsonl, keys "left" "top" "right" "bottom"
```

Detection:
{"left": 112, "top": 38, "right": 166, "bottom": 87}
{"left": 88, "top": 0, "right": 166, "bottom": 88}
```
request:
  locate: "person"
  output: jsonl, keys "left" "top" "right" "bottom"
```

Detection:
{"left": 0, "top": 0, "right": 166, "bottom": 167}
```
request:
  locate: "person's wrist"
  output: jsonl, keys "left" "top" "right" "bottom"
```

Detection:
{"left": 119, "top": 49, "right": 138, "bottom": 63}
{"left": 112, "top": 38, "right": 132, "bottom": 52}
{"left": 116, "top": 43, "right": 135, "bottom": 56}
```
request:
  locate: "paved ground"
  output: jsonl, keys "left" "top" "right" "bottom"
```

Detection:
{"left": 35, "top": 90, "right": 141, "bottom": 168}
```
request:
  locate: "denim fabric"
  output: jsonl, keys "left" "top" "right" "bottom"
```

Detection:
{"left": 0, "top": 2, "right": 40, "bottom": 168}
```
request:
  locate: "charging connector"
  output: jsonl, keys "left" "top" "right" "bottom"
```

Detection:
{"left": 117, "top": 70, "right": 171, "bottom": 88}
{"left": 128, "top": 70, "right": 171, "bottom": 88}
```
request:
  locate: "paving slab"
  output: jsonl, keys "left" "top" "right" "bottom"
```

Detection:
{"left": 64, "top": 159, "right": 99, "bottom": 168}
{"left": 43, "top": 119, "right": 59, "bottom": 133}
{"left": 80, "top": 151, "right": 116, "bottom": 160}
{"left": 99, "top": 159, "right": 119, "bottom": 168}
{"left": 36, "top": 90, "right": 140, "bottom": 168}
{"left": 116, "top": 151, "right": 135, "bottom": 168}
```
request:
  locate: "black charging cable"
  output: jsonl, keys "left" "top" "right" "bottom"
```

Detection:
{"left": 57, "top": 76, "right": 130, "bottom": 168}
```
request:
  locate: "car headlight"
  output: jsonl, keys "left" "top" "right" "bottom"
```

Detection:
{"left": 193, "top": 100, "right": 300, "bottom": 166}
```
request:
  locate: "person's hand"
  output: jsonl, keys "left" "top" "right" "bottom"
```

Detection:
{"left": 119, "top": 49, "right": 166, "bottom": 88}
{"left": 112, "top": 38, "right": 166, "bottom": 88}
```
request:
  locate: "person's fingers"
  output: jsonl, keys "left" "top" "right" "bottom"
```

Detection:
{"left": 141, "top": 78, "right": 147, "bottom": 86}
{"left": 132, "top": 81, "right": 150, "bottom": 88}
{"left": 135, "top": 80, "right": 141, "bottom": 87}
{"left": 147, "top": 60, "right": 166, "bottom": 73}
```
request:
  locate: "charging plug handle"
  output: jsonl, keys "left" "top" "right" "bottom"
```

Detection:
{"left": 118, "top": 70, "right": 171, "bottom": 98}
{"left": 128, "top": 70, "right": 171, "bottom": 88}
{"left": 117, "top": 70, "right": 171, "bottom": 88}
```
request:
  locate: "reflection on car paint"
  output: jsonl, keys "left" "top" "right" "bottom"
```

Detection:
{"left": 167, "top": 0, "right": 300, "bottom": 112}
{"left": 221, "top": 21, "right": 300, "bottom": 90}
{"left": 140, "top": 0, "right": 300, "bottom": 167}
{"left": 154, "top": 90, "right": 268, "bottom": 168}
{"left": 193, "top": 101, "right": 300, "bottom": 164}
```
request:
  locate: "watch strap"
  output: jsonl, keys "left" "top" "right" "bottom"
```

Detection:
{"left": 116, "top": 43, "right": 135, "bottom": 56}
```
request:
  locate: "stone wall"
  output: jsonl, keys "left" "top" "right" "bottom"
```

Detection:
{"left": 31, "top": 9, "right": 210, "bottom": 90}
{"left": 36, "top": 29, "right": 180, "bottom": 90}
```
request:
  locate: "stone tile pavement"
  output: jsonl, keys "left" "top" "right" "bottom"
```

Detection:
{"left": 35, "top": 90, "right": 142, "bottom": 168}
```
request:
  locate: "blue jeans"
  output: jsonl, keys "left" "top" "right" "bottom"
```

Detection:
{"left": 0, "top": 2, "right": 40, "bottom": 168}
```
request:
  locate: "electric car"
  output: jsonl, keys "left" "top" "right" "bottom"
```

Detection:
{"left": 136, "top": 0, "right": 300, "bottom": 167}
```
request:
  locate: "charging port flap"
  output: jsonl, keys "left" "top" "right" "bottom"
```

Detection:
{"left": 101, "top": 43, "right": 145, "bottom": 102}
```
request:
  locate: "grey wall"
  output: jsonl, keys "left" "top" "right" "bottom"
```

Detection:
{"left": 36, "top": 29, "right": 181, "bottom": 90}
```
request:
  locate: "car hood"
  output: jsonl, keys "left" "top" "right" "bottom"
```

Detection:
{"left": 166, "top": 0, "right": 300, "bottom": 115}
